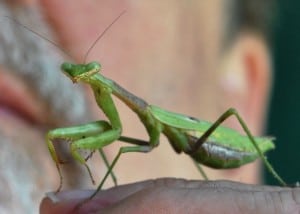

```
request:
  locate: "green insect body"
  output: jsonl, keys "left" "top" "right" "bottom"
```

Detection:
{"left": 46, "top": 61, "right": 286, "bottom": 200}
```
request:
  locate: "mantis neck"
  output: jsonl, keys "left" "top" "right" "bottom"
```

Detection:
{"left": 92, "top": 74, "right": 149, "bottom": 114}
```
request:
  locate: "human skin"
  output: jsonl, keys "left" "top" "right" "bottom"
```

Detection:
{"left": 0, "top": 0, "right": 291, "bottom": 213}
{"left": 40, "top": 179, "right": 300, "bottom": 214}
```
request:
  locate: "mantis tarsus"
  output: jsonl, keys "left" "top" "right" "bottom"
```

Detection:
{"left": 8, "top": 12, "right": 288, "bottom": 203}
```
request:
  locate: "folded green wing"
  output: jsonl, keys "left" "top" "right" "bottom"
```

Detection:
{"left": 149, "top": 105, "right": 274, "bottom": 153}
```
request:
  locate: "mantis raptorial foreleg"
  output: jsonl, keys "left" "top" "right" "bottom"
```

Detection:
{"left": 46, "top": 120, "right": 118, "bottom": 192}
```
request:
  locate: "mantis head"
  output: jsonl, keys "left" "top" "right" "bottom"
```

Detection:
{"left": 61, "top": 62, "right": 101, "bottom": 83}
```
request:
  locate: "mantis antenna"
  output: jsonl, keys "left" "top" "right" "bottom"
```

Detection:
{"left": 4, "top": 10, "right": 126, "bottom": 62}
{"left": 83, "top": 10, "right": 126, "bottom": 63}
{"left": 3, "top": 15, "right": 73, "bottom": 59}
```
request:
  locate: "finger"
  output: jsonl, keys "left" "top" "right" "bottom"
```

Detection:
{"left": 40, "top": 178, "right": 211, "bottom": 213}
{"left": 40, "top": 179, "right": 300, "bottom": 213}
{"left": 103, "top": 181, "right": 300, "bottom": 214}
{"left": 39, "top": 179, "right": 157, "bottom": 213}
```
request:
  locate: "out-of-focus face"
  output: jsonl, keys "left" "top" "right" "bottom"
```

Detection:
{"left": 0, "top": 1, "right": 270, "bottom": 212}
{"left": 0, "top": 2, "right": 94, "bottom": 212}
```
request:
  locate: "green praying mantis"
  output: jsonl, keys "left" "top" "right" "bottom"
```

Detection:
{"left": 47, "top": 60, "right": 287, "bottom": 196}
{"left": 6, "top": 12, "right": 288, "bottom": 202}
{"left": 46, "top": 58, "right": 289, "bottom": 200}
{"left": 46, "top": 18, "right": 288, "bottom": 201}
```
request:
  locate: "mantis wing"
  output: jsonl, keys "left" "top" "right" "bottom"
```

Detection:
{"left": 149, "top": 105, "right": 274, "bottom": 153}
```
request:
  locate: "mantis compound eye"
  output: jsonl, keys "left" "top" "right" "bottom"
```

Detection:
{"left": 86, "top": 62, "right": 101, "bottom": 73}
{"left": 61, "top": 62, "right": 74, "bottom": 74}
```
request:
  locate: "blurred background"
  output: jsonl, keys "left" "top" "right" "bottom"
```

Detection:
{"left": 266, "top": 0, "right": 300, "bottom": 185}
{"left": 0, "top": 0, "right": 299, "bottom": 213}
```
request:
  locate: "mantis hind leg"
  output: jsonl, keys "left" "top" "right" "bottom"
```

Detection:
{"left": 46, "top": 120, "right": 118, "bottom": 192}
{"left": 192, "top": 108, "right": 286, "bottom": 186}
{"left": 193, "top": 160, "right": 209, "bottom": 180}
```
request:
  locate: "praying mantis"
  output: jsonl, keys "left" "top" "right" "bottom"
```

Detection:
{"left": 46, "top": 11, "right": 288, "bottom": 199}
{"left": 6, "top": 12, "right": 288, "bottom": 202}
{"left": 47, "top": 60, "right": 287, "bottom": 198}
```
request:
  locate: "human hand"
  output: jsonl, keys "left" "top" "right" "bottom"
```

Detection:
{"left": 40, "top": 178, "right": 300, "bottom": 214}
